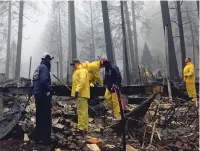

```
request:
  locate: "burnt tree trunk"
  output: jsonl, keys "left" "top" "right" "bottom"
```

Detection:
{"left": 197, "top": 1, "right": 199, "bottom": 17}
{"left": 160, "top": 1, "right": 179, "bottom": 79}
{"left": 185, "top": 4, "right": 196, "bottom": 67}
{"left": 101, "top": 1, "right": 116, "bottom": 64}
{"left": 123, "top": 45, "right": 127, "bottom": 84}
{"left": 67, "top": 2, "right": 72, "bottom": 84}
{"left": 55, "top": 12, "right": 60, "bottom": 78}
{"left": 176, "top": 1, "right": 186, "bottom": 69}
{"left": 192, "top": 21, "right": 199, "bottom": 53}
{"left": 58, "top": 2, "right": 63, "bottom": 80}
{"left": 90, "top": 1, "right": 95, "bottom": 61}
{"left": 68, "top": 1, "right": 77, "bottom": 59}
{"left": 124, "top": 1, "right": 137, "bottom": 77}
{"left": 11, "top": 40, "right": 17, "bottom": 79}
{"left": 125, "top": 25, "right": 132, "bottom": 72}
{"left": 15, "top": 1, "right": 24, "bottom": 79}
{"left": 121, "top": 1, "right": 130, "bottom": 84}
{"left": 6, "top": 1, "right": 11, "bottom": 79}
{"left": 131, "top": 1, "right": 139, "bottom": 70}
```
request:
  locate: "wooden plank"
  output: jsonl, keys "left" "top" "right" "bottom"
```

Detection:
{"left": 126, "top": 144, "right": 137, "bottom": 151}
{"left": 86, "top": 144, "right": 101, "bottom": 151}
{"left": 87, "top": 138, "right": 102, "bottom": 144}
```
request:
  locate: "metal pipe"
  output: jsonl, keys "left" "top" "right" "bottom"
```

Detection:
{"left": 52, "top": 74, "right": 71, "bottom": 91}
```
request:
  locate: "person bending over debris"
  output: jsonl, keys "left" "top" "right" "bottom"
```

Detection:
{"left": 101, "top": 58, "right": 122, "bottom": 120}
{"left": 183, "top": 57, "right": 197, "bottom": 102}
{"left": 70, "top": 59, "right": 90, "bottom": 135}
{"left": 32, "top": 52, "right": 54, "bottom": 144}
{"left": 81, "top": 60, "right": 103, "bottom": 107}
{"left": 82, "top": 60, "right": 103, "bottom": 87}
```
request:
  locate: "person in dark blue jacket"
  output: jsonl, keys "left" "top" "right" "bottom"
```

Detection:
{"left": 32, "top": 52, "right": 54, "bottom": 144}
{"left": 101, "top": 58, "right": 122, "bottom": 119}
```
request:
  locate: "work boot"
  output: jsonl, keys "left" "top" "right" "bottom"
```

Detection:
{"left": 28, "top": 131, "right": 42, "bottom": 143}
{"left": 76, "top": 129, "right": 87, "bottom": 137}
{"left": 39, "top": 137, "right": 57, "bottom": 145}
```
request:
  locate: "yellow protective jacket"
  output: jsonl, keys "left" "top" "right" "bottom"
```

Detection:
{"left": 71, "top": 64, "right": 90, "bottom": 98}
{"left": 144, "top": 69, "right": 150, "bottom": 77}
{"left": 183, "top": 62, "right": 195, "bottom": 83}
{"left": 82, "top": 61, "right": 103, "bottom": 86}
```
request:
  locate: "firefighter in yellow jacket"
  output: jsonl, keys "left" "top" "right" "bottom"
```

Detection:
{"left": 183, "top": 58, "right": 197, "bottom": 102}
{"left": 144, "top": 68, "right": 150, "bottom": 77}
{"left": 70, "top": 59, "right": 90, "bottom": 134}
{"left": 82, "top": 61, "right": 103, "bottom": 87}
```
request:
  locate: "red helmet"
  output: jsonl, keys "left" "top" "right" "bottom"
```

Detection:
{"left": 100, "top": 58, "right": 108, "bottom": 67}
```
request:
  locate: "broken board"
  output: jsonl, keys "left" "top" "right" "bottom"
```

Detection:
{"left": 87, "top": 144, "right": 101, "bottom": 151}
{"left": 126, "top": 144, "right": 137, "bottom": 151}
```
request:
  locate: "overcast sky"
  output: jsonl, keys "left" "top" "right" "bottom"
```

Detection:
{"left": 3, "top": 0, "right": 195, "bottom": 79}
{"left": 18, "top": 0, "right": 52, "bottom": 78}
{"left": 12, "top": 0, "right": 164, "bottom": 78}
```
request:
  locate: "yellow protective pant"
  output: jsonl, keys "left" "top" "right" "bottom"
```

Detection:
{"left": 77, "top": 97, "right": 88, "bottom": 131}
{"left": 104, "top": 88, "right": 121, "bottom": 119}
{"left": 186, "top": 83, "right": 197, "bottom": 102}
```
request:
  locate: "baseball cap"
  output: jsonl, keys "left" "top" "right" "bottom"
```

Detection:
{"left": 70, "top": 58, "right": 80, "bottom": 65}
{"left": 41, "top": 52, "right": 54, "bottom": 60}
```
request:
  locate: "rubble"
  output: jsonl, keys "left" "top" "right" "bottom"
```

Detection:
{"left": 0, "top": 92, "right": 199, "bottom": 151}
{"left": 0, "top": 101, "right": 25, "bottom": 139}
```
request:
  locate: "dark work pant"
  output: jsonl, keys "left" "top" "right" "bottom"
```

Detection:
{"left": 34, "top": 94, "right": 52, "bottom": 141}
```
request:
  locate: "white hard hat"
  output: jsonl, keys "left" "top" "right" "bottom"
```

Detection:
{"left": 41, "top": 52, "right": 54, "bottom": 60}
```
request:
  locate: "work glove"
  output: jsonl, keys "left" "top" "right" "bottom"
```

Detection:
{"left": 94, "top": 83, "right": 98, "bottom": 87}
{"left": 114, "top": 82, "right": 122, "bottom": 90}
{"left": 46, "top": 92, "right": 51, "bottom": 96}
{"left": 111, "top": 84, "right": 117, "bottom": 92}
{"left": 75, "top": 91, "right": 79, "bottom": 98}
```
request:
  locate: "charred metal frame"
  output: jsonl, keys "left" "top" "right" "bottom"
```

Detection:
{"left": 0, "top": 85, "right": 153, "bottom": 97}
{"left": 0, "top": 83, "right": 198, "bottom": 100}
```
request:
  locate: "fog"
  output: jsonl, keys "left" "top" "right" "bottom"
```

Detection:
{"left": 0, "top": 0, "right": 199, "bottom": 81}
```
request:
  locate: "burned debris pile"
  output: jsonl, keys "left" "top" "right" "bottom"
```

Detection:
{"left": 0, "top": 84, "right": 199, "bottom": 151}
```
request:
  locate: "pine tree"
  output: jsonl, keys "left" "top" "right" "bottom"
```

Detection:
{"left": 141, "top": 42, "right": 153, "bottom": 70}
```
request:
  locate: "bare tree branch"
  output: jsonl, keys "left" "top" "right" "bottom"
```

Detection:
{"left": 171, "top": 20, "right": 179, "bottom": 26}
{"left": 152, "top": 11, "right": 160, "bottom": 17}
{"left": 180, "top": 1, "right": 184, "bottom": 6}
{"left": 182, "top": 19, "right": 196, "bottom": 25}
{"left": 181, "top": 9, "right": 198, "bottom": 13}
{"left": 173, "top": 35, "right": 180, "bottom": 38}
